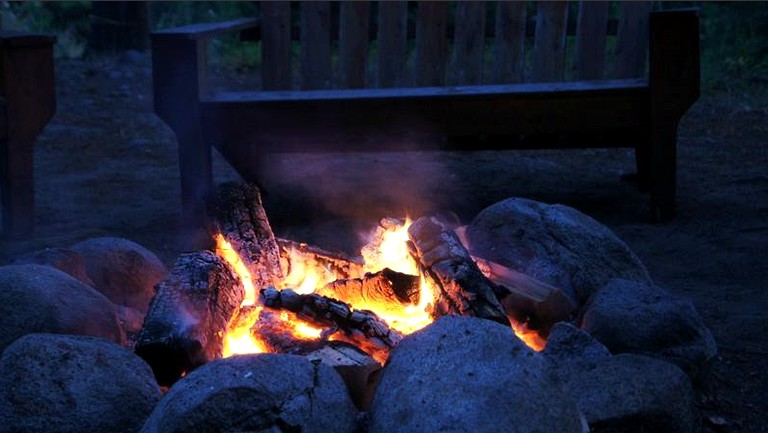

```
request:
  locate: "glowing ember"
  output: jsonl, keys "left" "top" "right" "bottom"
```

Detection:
{"left": 216, "top": 217, "right": 543, "bottom": 363}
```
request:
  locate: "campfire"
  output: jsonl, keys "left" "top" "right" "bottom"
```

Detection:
{"left": 134, "top": 183, "right": 567, "bottom": 386}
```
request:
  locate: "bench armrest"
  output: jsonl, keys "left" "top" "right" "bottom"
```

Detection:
{"left": 151, "top": 18, "right": 260, "bottom": 41}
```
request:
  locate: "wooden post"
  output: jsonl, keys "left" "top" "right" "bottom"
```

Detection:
{"left": 377, "top": 1, "right": 408, "bottom": 88}
{"left": 261, "top": 1, "right": 292, "bottom": 90}
{"left": 573, "top": 1, "right": 609, "bottom": 80}
{"left": 0, "top": 33, "right": 56, "bottom": 237}
{"left": 449, "top": 1, "right": 486, "bottom": 85}
{"left": 300, "top": 1, "right": 332, "bottom": 90}
{"left": 648, "top": 9, "right": 700, "bottom": 221}
{"left": 493, "top": 1, "right": 527, "bottom": 83}
{"left": 151, "top": 33, "right": 211, "bottom": 245}
{"left": 339, "top": 1, "right": 371, "bottom": 89}
{"left": 414, "top": 1, "right": 448, "bottom": 86}
{"left": 532, "top": 1, "right": 569, "bottom": 83}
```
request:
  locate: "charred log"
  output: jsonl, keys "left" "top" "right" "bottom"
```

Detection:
{"left": 260, "top": 287, "right": 402, "bottom": 361}
{"left": 407, "top": 216, "right": 509, "bottom": 326}
{"left": 278, "top": 237, "right": 365, "bottom": 283}
{"left": 473, "top": 256, "right": 578, "bottom": 333}
{"left": 316, "top": 268, "right": 420, "bottom": 306}
{"left": 209, "top": 182, "right": 284, "bottom": 289}
{"left": 134, "top": 251, "right": 244, "bottom": 386}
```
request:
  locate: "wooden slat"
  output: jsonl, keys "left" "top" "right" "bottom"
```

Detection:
{"left": 493, "top": 1, "right": 527, "bottom": 83}
{"left": 414, "top": 1, "right": 449, "bottom": 86}
{"left": 614, "top": 1, "right": 651, "bottom": 79}
{"left": 339, "top": 1, "right": 371, "bottom": 89}
{"left": 300, "top": 1, "right": 331, "bottom": 90}
{"left": 573, "top": 1, "right": 609, "bottom": 80}
{"left": 377, "top": 1, "right": 408, "bottom": 88}
{"left": 261, "top": 1, "right": 292, "bottom": 90}
{"left": 449, "top": 1, "right": 487, "bottom": 85}
{"left": 531, "top": 1, "right": 569, "bottom": 83}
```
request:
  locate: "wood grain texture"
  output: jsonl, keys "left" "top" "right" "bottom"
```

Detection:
{"left": 300, "top": 1, "right": 331, "bottom": 90}
{"left": 531, "top": 1, "right": 569, "bottom": 82}
{"left": 414, "top": 1, "right": 448, "bottom": 86}
{"left": 614, "top": 1, "right": 651, "bottom": 79}
{"left": 339, "top": 1, "right": 371, "bottom": 88}
{"left": 261, "top": 1, "right": 292, "bottom": 90}
{"left": 573, "top": 1, "right": 609, "bottom": 80}
{"left": 376, "top": 1, "right": 408, "bottom": 87}
{"left": 493, "top": 1, "right": 527, "bottom": 83}
{"left": 449, "top": 1, "right": 487, "bottom": 85}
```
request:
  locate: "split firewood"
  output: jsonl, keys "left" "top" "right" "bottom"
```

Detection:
{"left": 407, "top": 216, "right": 509, "bottom": 326}
{"left": 208, "top": 182, "right": 284, "bottom": 290}
{"left": 277, "top": 237, "right": 365, "bottom": 284}
{"left": 316, "top": 268, "right": 420, "bottom": 307}
{"left": 260, "top": 286, "right": 402, "bottom": 360}
{"left": 305, "top": 342, "right": 382, "bottom": 411}
{"left": 472, "top": 257, "right": 578, "bottom": 332}
{"left": 134, "top": 251, "right": 244, "bottom": 386}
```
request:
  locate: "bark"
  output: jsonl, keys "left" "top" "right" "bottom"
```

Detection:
{"left": 134, "top": 251, "right": 244, "bottom": 386}
{"left": 316, "top": 268, "right": 420, "bottom": 307}
{"left": 260, "top": 287, "right": 402, "bottom": 359}
{"left": 209, "top": 182, "right": 284, "bottom": 289}
{"left": 407, "top": 216, "right": 509, "bottom": 326}
{"left": 278, "top": 237, "right": 365, "bottom": 282}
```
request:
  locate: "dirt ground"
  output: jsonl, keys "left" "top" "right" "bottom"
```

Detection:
{"left": 1, "top": 54, "right": 766, "bottom": 432}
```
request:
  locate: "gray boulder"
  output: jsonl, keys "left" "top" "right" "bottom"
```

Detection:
{"left": 140, "top": 354, "right": 358, "bottom": 433}
{"left": 13, "top": 247, "right": 94, "bottom": 286}
{"left": 0, "top": 333, "right": 161, "bottom": 433}
{"left": 579, "top": 278, "right": 717, "bottom": 378}
{"left": 0, "top": 264, "right": 124, "bottom": 353}
{"left": 544, "top": 323, "right": 696, "bottom": 432}
{"left": 71, "top": 237, "right": 167, "bottom": 313}
{"left": 369, "top": 316, "right": 586, "bottom": 433}
{"left": 466, "top": 198, "right": 652, "bottom": 303}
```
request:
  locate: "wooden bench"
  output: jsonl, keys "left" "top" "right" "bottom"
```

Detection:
{"left": 151, "top": 2, "right": 699, "bottom": 229}
{"left": 0, "top": 32, "right": 56, "bottom": 237}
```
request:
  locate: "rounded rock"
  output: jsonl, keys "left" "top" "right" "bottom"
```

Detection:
{"left": 140, "top": 353, "right": 359, "bottom": 433}
{"left": 0, "top": 264, "right": 125, "bottom": 352}
{"left": 466, "top": 198, "right": 652, "bottom": 303}
{"left": 369, "top": 316, "right": 585, "bottom": 433}
{"left": 0, "top": 333, "right": 161, "bottom": 433}
{"left": 71, "top": 237, "right": 167, "bottom": 312}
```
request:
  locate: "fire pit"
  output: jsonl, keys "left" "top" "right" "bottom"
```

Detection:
{"left": 0, "top": 182, "right": 717, "bottom": 433}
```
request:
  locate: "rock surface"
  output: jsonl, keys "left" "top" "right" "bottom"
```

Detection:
{"left": 544, "top": 323, "right": 697, "bottom": 432}
{"left": 0, "top": 264, "right": 124, "bottom": 352}
{"left": 466, "top": 198, "right": 652, "bottom": 302}
{"left": 140, "top": 354, "right": 358, "bottom": 433}
{"left": 369, "top": 316, "right": 586, "bottom": 433}
{"left": 13, "top": 247, "right": 95, "bottom": 286}
{"left": 71, "top": 237, "right": 167, "bottom": 312}
{"left": 0, "top": 333, "right": 161, "bottom": 433}
{"left": 579, "top": 278, "right": 718, "bottom": 378}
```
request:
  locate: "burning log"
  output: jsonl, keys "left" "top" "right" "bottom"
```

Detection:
{"left": 473, "top": 257, "right": 578, "bottom": 332}
{"left": 260, "top": 286, "right": 402, "bottom": 361}
{"left": 209, "top": 182, "right": 284, "bottom": 291}
{"left": 407, "top": 216, "right": 509, "bottom": 326}
{"left": 278, "top": 237, "right": 365, "bottom": 283}
{"left": 316, "top": 268, "right": 420, "bottom": 307}
{"left": 134, "top": 251, "right": 244, "bottom": 386}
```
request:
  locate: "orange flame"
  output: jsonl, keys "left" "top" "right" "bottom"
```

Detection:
{"left": 215, "top": 217, "right": 543, "bottom": 362}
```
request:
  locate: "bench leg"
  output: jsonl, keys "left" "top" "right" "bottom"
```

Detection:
{"left": 634, "top": 140, "right": 651, "bottom": 192}
{"left": 177, "top": 129, "right": 212, "bottom": 250}
{"left": 1, "top": 138, "right": 34, "bottom": 237}
{"left": 649, "top": 121, "right": 678, "bottom": 222}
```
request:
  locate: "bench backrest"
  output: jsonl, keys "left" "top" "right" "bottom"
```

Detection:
{"left": 246, "top": 1, "right": 652, "bottom": 91}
